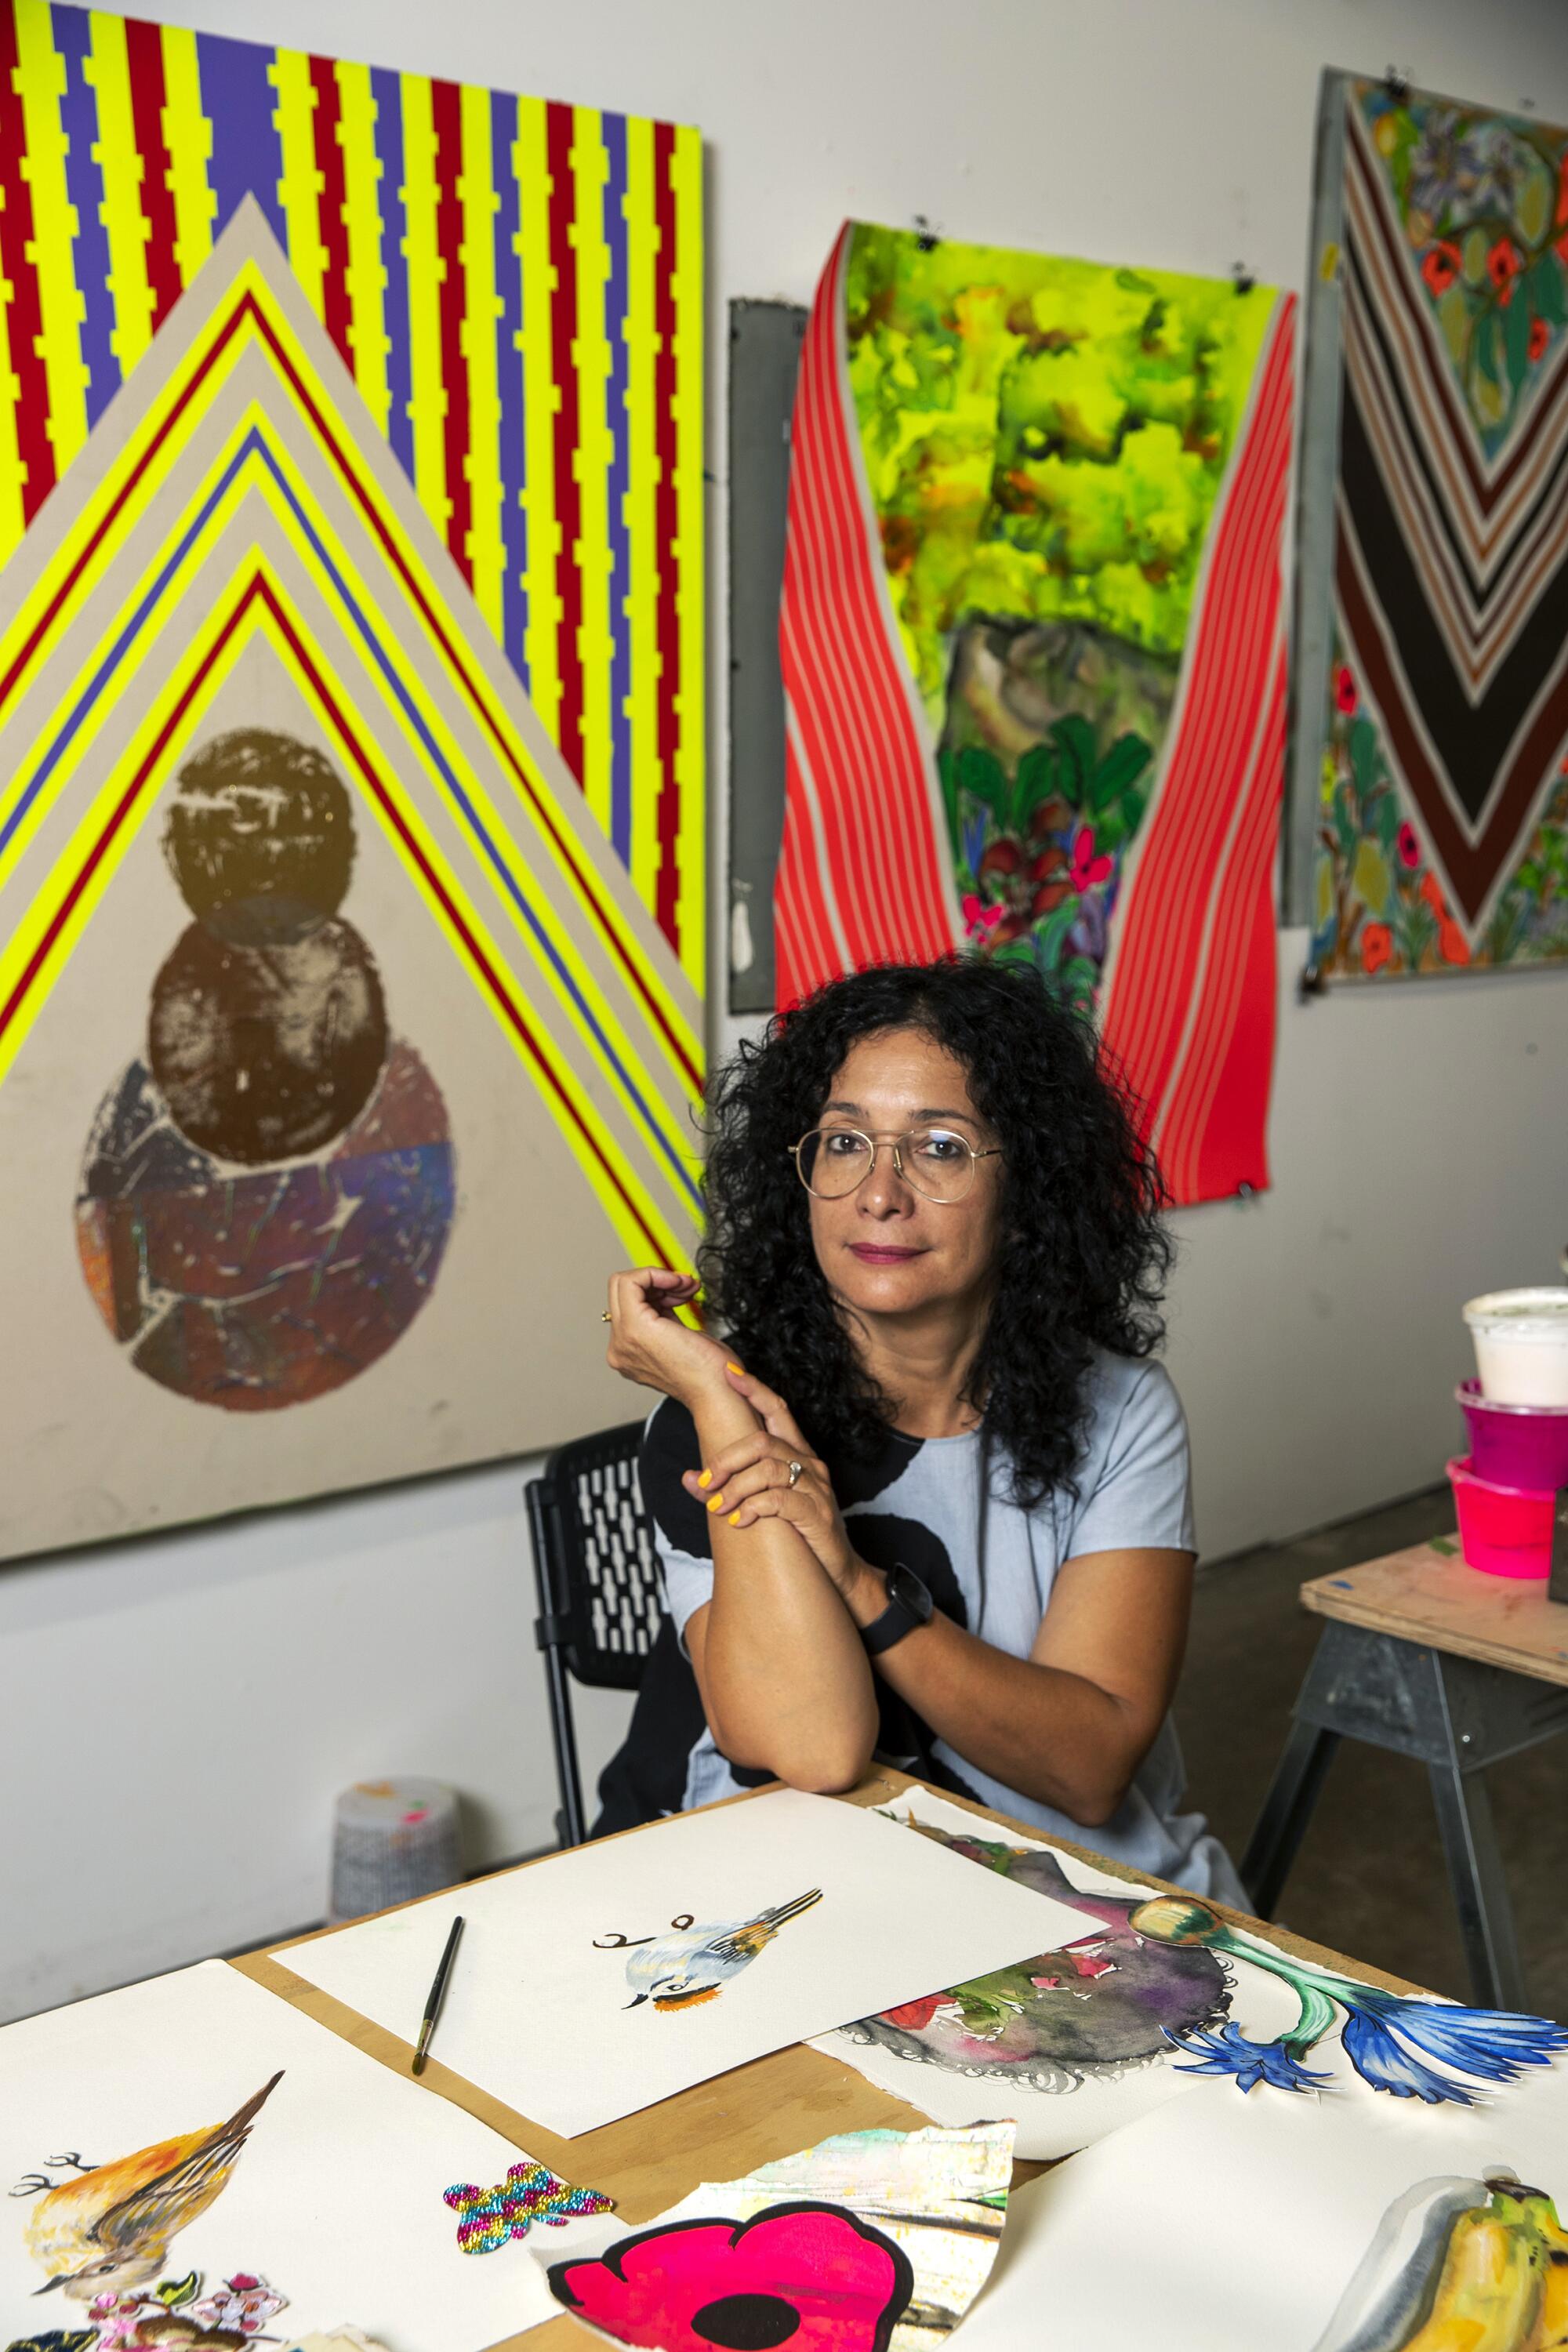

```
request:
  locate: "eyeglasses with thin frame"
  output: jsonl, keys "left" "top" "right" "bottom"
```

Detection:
{"left": 790, "top": 1124, "right": 1003, "bottom": 1205}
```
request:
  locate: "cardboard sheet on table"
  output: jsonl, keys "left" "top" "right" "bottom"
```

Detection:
{"left": 282, "top": 1789, "right": 1087, "bottom": 2136}
{"left": 0, "top": 1961, "right": 601, "bottom": 2352}
{"left": 957, "top": 2072, "right": 1568, "bottom": 2351}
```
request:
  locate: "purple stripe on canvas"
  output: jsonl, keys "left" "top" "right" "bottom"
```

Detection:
{"left": 52, "top": 2, "right": 119, "bottom": 426}
{"left": 370, "top": 63, "right": 415, "bottom": 482}
{"left": 601, "top": 108, "right": 633, "bottom": 865}
{"left": 491, "top": 85, "right": 528, "bottom": 690}
{"left": 195, "top": 28, "right": 286, "bottom": 248}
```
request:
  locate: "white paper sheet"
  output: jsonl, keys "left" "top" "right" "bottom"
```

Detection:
{"left": 0, "top": 1962, "right": 611, "bottom": 2352}
{"left": 957, "top": 2071, "right": 1568, "bottom": 2352}
{"left": 282, "top": 1791, "right": 1088, "bottom": 2136}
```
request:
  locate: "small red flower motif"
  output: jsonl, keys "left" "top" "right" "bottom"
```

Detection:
{"left": 960, "top": 892, "right": 1004, "bottom": 945}
{"left": 1068, "top": 826, "right": 1113, "bottom": 895}
{"left": 1529, "top": 317, "right": 1551, "bottom": 364}
{"left": 1439, "top": 920, "right": 1472, "bottom": 967}
{"left": 1486, "top": 238, "right": 1522, "bottom": 304}
{"left": 1420, "top": 241, "right": 1461, "bottom": 298}
{"left": 1396, "top": 821, "right": 1421, "bottom": 870}
{"left": 1361, "top": 922, "right": 1394, "bottom": 977}
{"left": 1334, "top": 665, "right": 1358, "bottom": 715}
{"left": 550, "top": 2205, "right": 913, "bottom": 2352}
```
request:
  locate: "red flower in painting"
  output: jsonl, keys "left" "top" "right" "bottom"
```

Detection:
{"left": 1529, "top": 317, "right": 1551, "bottom": 364}
{"left": 880, "top": 1992, "right": 949, "bottom": 2031}
{"left": 1420, "top": 241, "right": 1462, "bottom": 297}
{"left": 550, "top": 2205, "right": 913, "bottom": 2352}
{"left": 1068, "top": 826, "right": 1113, "bottom": 895}
{"left": 1361, "top": 923, "right": 1394, "bottom": 977}
{"left": 1411, "top": 871, "right": 1472, "bottom": 965}
{"left": 1486, "top": 238, "right": 1523, "bottom": 304}
{"left": 1396, "top": 822, "right": 1421, "bottom": 870}
{"left": 1334, "top": 665, "right": 1358, "bottom": 715}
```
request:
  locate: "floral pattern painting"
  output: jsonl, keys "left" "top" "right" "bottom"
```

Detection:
{"left": 1299, "top": 78, "right": 1568, "bottom": 980}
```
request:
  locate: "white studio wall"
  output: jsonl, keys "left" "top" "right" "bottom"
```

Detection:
{"left": 3, "top": 0, "right": 1566, "bottom": 2021}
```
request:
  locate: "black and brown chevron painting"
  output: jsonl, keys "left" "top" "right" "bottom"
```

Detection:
{"left": 1292, "top": 75, "right": 1568, "bottom": 980}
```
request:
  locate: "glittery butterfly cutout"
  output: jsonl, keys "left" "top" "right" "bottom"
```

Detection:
{"left": 443, "top": 2161, "right": 613, "bottom": 2255}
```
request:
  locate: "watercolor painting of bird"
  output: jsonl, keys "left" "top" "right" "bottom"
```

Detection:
{"left": 13, "top": 2072, "right": 283, "bottom": 2299}
{"left": 594, "top": 1890, "right": 822, "bottom": 2011}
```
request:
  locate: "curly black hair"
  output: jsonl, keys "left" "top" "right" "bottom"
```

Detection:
{"left": 699, "top": 960, "right": 1171, "bottom": 1508}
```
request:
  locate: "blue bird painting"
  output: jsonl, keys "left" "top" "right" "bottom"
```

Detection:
{"left": 594, "top": 1889, "right": 823, "bottom": 2011}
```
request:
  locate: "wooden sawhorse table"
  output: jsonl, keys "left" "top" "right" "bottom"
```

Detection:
{"left": 1241, "top": 1539, "right": 1568, "bottom": 2011}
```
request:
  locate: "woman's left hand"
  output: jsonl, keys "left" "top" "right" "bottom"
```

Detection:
{"left": 683, "top": 1368, "right": 866, "bottom": 1602}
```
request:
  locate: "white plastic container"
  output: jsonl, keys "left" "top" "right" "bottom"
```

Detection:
{"left": 1462, "top": 1288, "right": 1568, "bottom": 1406}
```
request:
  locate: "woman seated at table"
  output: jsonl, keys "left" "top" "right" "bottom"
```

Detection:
{"left": 597, "top": 957, "right": 1243, "bottom": 1903}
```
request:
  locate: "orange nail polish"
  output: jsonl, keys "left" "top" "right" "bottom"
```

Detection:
{"left": 707, "top": 1494, "right": 725, "bottom": 1512}
{"left": 728, "top": 1512, "right": 741, "bottom": 1526}
{"left": 697, "top": 1470, "right": 712, "bottom": 1490}
{"left": 726, "top": 1362, "right": 745, "bottom": 1376}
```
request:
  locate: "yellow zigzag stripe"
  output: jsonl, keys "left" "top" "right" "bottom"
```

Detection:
{"left": 14, "top": 0, "right": 89, "bottom": 480}
{"left": 623, "top": 114, "right": 659, "bottom": 916}
{"left": 84, "top": 11, "right": 155, "bottom": 379}
{"left": 670, "top": 121, "right": 706, "bottom": 997}
{"left": 159, "top": 24, "right": 215, "bottom": 287}
{"left": 336, "top": 60, "right": 391, "bottom": 435}
{"left": 458, "top": 80, "right": 504, "bottom": 641}
{"left": 272, "top": 45, "right": 325, "bottom": 326}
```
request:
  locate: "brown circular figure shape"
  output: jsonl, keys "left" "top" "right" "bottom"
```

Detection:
{"left": 149, "top": 916, "right": 389, "bottom": 1164}
{"left": 164, "top": 728, "right": 354, "bottom": 944}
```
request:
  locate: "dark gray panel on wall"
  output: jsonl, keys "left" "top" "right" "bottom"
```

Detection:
{"left": 728, "top": 298, "right": 806, "bottom": 1014}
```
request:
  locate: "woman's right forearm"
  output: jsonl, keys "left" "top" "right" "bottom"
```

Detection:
{"left": 686, "top": 1385, "right": 877, "bottom": 1792}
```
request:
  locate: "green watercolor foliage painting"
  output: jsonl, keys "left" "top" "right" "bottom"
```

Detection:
{"left": 845, "top": 226, "right": 1277, "bottom": 1006}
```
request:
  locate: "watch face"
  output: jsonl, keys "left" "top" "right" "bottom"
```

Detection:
{"left": 890, "top": 1563, "right": 934, "bottom": 1623}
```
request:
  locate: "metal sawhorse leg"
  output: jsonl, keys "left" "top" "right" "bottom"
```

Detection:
{"left": 1240, "top": 1619, "right": 1568, "bottom": 2010}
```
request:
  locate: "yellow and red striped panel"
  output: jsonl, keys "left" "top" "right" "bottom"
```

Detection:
{"left": 0, "top": 0, "right": 705, "bottom": 990}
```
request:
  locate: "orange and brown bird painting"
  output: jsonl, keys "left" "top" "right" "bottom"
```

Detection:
{"left": 13, "top": 2074, "right": 282, "bottom": 2303}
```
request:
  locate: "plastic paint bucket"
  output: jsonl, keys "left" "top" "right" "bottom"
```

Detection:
{"left": 1457, "top": 1380, "right": 1568, "bottom": 1490}
{"left": 1447, "top": 1455, "right": 1555, "bottom": 1581}
{"left": 1461, "top": 1288, "right": 1568, "bottom": 1406}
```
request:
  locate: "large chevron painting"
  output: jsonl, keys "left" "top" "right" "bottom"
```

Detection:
{"left": 1292, "top": 74, "right": 1568, "bottom": 979}
{"left": 0, "top": 166, "right": 703, "bottom": 1555}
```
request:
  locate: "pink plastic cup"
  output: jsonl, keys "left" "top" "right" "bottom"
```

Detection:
{"left": 1457, "top": 1380, "right": 1568, "bottom": 1490}
{"left": 1446, "top": 1454, "right": 1555, "bottom": 1580}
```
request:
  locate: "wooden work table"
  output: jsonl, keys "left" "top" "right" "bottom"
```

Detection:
{"left": 231, "top": 1768, "right": 1426, "bottom": 2352}
{"left": 1301, "top": 1536, "right": 1568, "bottom": 1684}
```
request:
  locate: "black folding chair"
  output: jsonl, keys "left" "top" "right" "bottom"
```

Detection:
{"left": 525, "top": 1420, "right": 666, "bottom": 1849}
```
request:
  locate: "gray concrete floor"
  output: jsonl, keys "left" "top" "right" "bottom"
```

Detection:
{"left": 1174, "top": 1487, "right": 1568, "bottom": 2016}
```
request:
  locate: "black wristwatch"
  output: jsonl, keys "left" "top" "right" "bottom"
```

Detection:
{"left": 862, "top": 1563, "right": 935, "bottom": 1657}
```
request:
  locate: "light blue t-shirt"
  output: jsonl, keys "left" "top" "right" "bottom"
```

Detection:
{"left": 630, "top": 1351, "right": 1243, "bottom": 1904}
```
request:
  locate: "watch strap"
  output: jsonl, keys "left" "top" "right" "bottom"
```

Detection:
{"left": 862, "top": 1566, "right": 933, "bottom": 1657}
